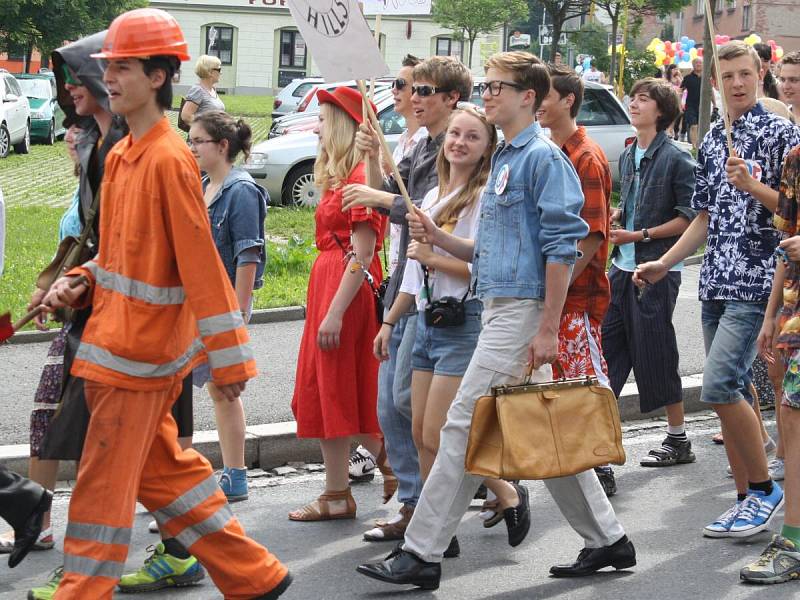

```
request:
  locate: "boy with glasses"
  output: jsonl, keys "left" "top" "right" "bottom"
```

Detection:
{"left": 636, "top": 41, "right": 800, "bottom": 541}
{"left": 356, "top": 51, "right": 634, "bottom": 590}
{"left": 342, "top": 56, "right": 471, "bottom": 545}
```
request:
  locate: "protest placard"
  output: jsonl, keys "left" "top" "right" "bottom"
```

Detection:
{"left": 286, "top": 0, "right": 389, "bottom": 81}
{"left": 362, "top": 0, "right": 431, "bottom": 15}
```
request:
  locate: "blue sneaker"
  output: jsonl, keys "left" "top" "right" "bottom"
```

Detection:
{"left": 219, "top": 467, "right": 248, "bottom": 502}
{"left": 730, "top": 483, "right": 784, "bottom": 538}
{"left": 703, "top": 502, "right": 741, "bottom": 538}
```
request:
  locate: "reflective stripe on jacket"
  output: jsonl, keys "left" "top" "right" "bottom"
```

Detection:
{"left": 68, "top": 117, "right": 256, "bottom": 391}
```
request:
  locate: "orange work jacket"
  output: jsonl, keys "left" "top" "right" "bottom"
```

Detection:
{"left": 68, "top": 117, "right": 256, "bottom": 391}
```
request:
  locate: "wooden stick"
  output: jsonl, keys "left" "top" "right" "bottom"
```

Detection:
{"left": 703, "top": 0, "right": 735, "bottom": 156}
{"left": 356, "top": 79, "right": 415, "bottom": 214}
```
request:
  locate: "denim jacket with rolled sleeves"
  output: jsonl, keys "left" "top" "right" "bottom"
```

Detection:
{"left": 611, "top": 131, "right": 697, "bottom": 265}
{"left": 473, "top": 122, "right": 589, "bottom": 300}
{"left": 204, "top": 167, "right": 269, "bottom": 290}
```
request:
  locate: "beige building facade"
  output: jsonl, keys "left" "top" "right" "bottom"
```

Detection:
{"left": 151, "top": 0, "right": 505, "bottom": 94}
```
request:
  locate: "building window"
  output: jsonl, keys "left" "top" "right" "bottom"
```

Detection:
{"left": 280, "top": 30, "right": 307, "bottom": 69}
{"left": 205, "top": 25, "right": 234, "bottom": 65}
{"left": 695, "top": 0, "right": 704, "bottom": 15}
{"left": 742, "top": 3, "right": 751, "bottom": 29}
{"left": 726, "top": 0, "right": 736, "bottom": 9}
{"left": 435, "top": 37, "right": 463, "bottom": 59}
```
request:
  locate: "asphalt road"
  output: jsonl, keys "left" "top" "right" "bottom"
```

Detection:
{"left": 0, "top": 416, "right": 789, "bottom": 600}
{"left": 0, "top": 266, "right": 706, "bottom": 445}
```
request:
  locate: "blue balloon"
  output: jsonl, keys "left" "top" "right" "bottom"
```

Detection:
{"left": 685, "top": 39, "right": 695, "bottom": 50}
{"left": 681, "top": 35, "right": 689, "bottom": 45}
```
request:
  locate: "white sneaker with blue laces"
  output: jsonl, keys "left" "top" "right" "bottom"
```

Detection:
{"left": 703, "top": 502, "right": 741, "bottom": 538}
{"left": 729, "top": 483, "right": 784, "bottom": 538}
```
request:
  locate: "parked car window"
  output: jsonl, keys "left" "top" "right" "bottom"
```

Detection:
{"left": 4, "top": 75, "right": 23, "bottom": 98}
{"left": 293, "top": 82, "right": 315, "bottom": 98}
{"left": 378, "top": 106, "right": 406, "bottom": 135}
{"left": 577, "top": 88, "right": 628, "bottom": 127}
{"left": 16, "top": 78, "right": 51, "bottom": 99}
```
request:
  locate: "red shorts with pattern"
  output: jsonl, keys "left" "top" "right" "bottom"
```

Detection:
{"left": 557, "top": 311, "right": 609, "bottom": 384}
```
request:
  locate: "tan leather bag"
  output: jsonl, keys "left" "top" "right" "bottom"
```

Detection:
{"left": 465, "top": 373, "right": 626, "bottom": 480}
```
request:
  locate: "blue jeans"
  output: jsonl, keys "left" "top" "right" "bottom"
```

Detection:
{"left": 377, "top": 312, "right": 422, "bottom": 507}
{"left": 701, "top": 300, "right": 766, "bottom": 405}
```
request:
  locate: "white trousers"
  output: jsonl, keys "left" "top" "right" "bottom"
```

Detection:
{"left": 403, "top": 298, "right": 626, "bottom": 563}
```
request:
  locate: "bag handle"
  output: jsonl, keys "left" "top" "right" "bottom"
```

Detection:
{"left": 525, "top": 360, "right": 566, "bottom": 384}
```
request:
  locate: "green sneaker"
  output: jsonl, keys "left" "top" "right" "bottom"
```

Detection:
{"left": 118, "top": 543, "right": 205, "bottom": 593}
{"left": 740, "top": 535, "right": 800, "bottom": 584}
{"left": 27, "top": 566, "right": 63, "bottom": 600}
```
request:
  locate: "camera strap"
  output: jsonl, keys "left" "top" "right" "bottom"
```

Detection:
{"left": 422, "top": 265, "right": 470, "bottom": 306}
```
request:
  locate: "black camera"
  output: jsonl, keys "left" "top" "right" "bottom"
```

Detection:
{"left": 378, "top": 276, "right": 390, "bottom": 301}
{"left": 425, "top": 296, "right": 466, "bottom": 328}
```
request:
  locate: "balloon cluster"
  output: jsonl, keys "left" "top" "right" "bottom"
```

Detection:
{"left": 723, "top": 34, "right": 784, "bottom": 62}
{"left": 647, "top": 36, "right": 702, "bottom": 67}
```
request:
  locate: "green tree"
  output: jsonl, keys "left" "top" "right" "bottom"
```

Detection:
{"left": 0, "top": 0, "right": 147, "bottom": 72}
{"left": 531, "top": 0, "right": 592, "bottom": 60}
{"left": 432, "top": 0, "right": 529, "bottom": 68}
{"left": 593, "top": 0, "right": 690, "bottom": 90}
{"left": 573, "top": 21, "right": 610, "bottom": 72}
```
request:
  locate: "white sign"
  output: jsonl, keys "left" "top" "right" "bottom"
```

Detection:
{"left": 538, "top": 25, "right": 567, "bottom": 47}
{"left": 287, "top": 0, "right": 389, "bottom": 81}
{"left": 362, "top": 0, "right": 431, "bottom": 14}
{"left": 508, "top": 32, "right": 531, "bottom": 49}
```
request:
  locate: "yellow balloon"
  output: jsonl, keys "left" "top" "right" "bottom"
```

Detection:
{"left": 776, "top": 47, "right": 784, "bottom": 59}
{"left": 690, "top": 47, "right": 698, "bottom": 59}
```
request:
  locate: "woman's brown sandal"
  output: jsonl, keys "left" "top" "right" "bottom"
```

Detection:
{"left": 288, "top": 488, "right": 356, "bottom": 522}
{"left": 376, "top": 446, "right": 398, "bottom": 504}
{"left": 478, "top": 499, "right": 503, "bottom": 528}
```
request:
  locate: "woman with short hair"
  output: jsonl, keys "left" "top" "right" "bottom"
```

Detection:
{"left": 180, "top": 54, "right": 226, "bottom": 126}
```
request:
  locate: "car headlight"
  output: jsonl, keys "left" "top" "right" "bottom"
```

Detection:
{"left": 247, "top": 152, "right": 268, "bottom": 167}
{"left": 31, "top": 111, "right": 45, "bottom": 119}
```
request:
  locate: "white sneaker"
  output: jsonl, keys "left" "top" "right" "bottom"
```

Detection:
{"left": 348, "top": 445, "right": 377, "bottom": 482}
{"left": 768, "top": 457, "right": 785, "bottom": 481}
{"left": 148, "top": 519, "right": 159, "bottom": 533}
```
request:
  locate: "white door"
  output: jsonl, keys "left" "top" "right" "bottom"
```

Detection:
{"left": 3, "top": 76, "right": 27, "bottom": 141}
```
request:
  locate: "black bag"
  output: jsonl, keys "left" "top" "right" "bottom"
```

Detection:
{"left": 177, "top": 98, "right": 191, "bottom": 132}
{"left": 39, "top": 310, "right": 91, "bottom": 461}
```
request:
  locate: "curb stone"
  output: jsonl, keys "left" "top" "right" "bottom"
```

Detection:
{"left": 0, "top": 374, "right": 710, "bottom": 480}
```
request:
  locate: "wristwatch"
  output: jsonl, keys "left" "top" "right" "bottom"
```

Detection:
{"left": 641, "top": 228, "right": 652, "bottom": 243}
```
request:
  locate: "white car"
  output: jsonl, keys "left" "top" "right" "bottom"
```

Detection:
{"left": 271, "top": 77, "right": 323, "bottom": 119}
{"left": 0, "top": 70, "right": 31, "bottom": 158}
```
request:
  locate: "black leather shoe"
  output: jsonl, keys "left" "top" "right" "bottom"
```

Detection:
{"left": 9, "top": 489, "right": 52, "bottom": 568}
{"left": 357, "top": 546, "right": 441, "bottom": 589}
{"left": 549, "top": 535, "right": 636, "bottom": 578}
{"left": 254, "top": 571, "right": 292, "bottom": 599}
{"left": 443, "top": 536, "right": 459, "bottom": 559}
{"left": 504, "top": 483, "right": 530, "bottom": 548}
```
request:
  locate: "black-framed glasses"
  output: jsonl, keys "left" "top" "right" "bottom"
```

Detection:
{"left": 188, "top": 138, "right": 218, "bottom": 147}
{"left": 411, "top": 84, "right": 450, "bottom": 97}
{"left": 479, "top": 80, "right": 525, "bottom": 97}
{"left": 391, "top": 77, "right": 408, "bottom": 91}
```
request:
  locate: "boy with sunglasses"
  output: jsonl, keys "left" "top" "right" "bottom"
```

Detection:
{"left": 357, "top": 51, "right": 634, "bottom": 590}
{"left": 342, "top": 56, "right": 472, "bottom": 545}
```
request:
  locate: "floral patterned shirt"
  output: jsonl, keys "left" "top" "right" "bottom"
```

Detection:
{"left": 692, "top": 102, "right": 800, "bottom": 302}
{"left": 774, "top": 146, "right": 800, "bottom": 349}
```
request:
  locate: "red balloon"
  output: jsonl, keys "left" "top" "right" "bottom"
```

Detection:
{"left": 676, "top": 42, "right": 682, "bottom": 51}
{"left": 665, "top": 41, "right": 672, "bottom": 51}
{"left": 697, "top": 48, "right": 704, "bottom": 57}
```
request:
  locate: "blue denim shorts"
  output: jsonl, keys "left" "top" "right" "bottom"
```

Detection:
{"left": 700, "top": 300, "right": 766, "bottom": 405}
{"left": 412, "top": 299, "right": 482, "bottom": 377}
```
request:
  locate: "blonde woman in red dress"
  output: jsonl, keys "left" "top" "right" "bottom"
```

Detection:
{"left": 290, "top": 87, "right": 394, "bottom": 521}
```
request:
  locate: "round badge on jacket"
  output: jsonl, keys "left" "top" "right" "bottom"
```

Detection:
{"left": 495, "top": 164, "right": 510, "bottom": 195}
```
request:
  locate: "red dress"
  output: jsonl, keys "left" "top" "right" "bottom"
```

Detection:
{"left": 292, "top": 163, "right": 386, "bottom": 439}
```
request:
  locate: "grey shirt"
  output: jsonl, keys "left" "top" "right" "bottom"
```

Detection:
{"left": 381, "top": 131, "right": 444, "bottom": 310}
{"left": 186, "top": 84, "right": 226, "bottom": 116}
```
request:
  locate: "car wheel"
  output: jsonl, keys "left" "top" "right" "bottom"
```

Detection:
{"left": 283, "top": 163, "right": 320, "bottom": 207}
{"left": 44, "top": 120, "right": 55, "bottom": 145}
{"left": 0, "top": 124, "right": 9, "bottom": 158}
{"left": 13, "top": 123, "right": 30, "bottom": 154}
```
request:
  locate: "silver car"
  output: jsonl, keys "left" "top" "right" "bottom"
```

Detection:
{"left": 271, "top": 77, "right": 323, "bottom": 120}
{"left": 247, "top": 81, "right": 634, "bottom": 206}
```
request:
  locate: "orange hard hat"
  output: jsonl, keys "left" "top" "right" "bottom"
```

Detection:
{"left": 91, "top": 8, "right": 190, "bottom": 61}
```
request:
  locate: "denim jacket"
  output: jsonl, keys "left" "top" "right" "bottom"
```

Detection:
{"left": 473, "top": 122, "right": 588, "bottom": 300}
{"left": 204, "top": 167, "right": 268, "bottom": 289}
{"left": 612, "top": 131, "right": 696, "bottom": 265}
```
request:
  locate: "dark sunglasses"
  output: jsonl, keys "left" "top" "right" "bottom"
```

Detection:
{"left": 391, "top": 78, "right": 408, "bottom": 91}
{"left": 411, "top": 84, "right": 451, "bottom": 97}
{"left": 212, "top": 67, "right": 222, "bottom": 73}
{"left": 62, "top": 63, "right": 82, "bottom": 86}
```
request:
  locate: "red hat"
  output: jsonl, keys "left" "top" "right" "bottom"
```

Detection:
{"left": 316, "top": 86, "right": 376, "bottom": 125}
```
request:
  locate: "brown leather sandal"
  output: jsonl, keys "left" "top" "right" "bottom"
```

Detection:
{"left": 376, "top": 445, "right": 398, "bottom": 504}
{"left": 288, "top": 488, "right": 356, "bottom": 521}
{"left": 364, "top": 505, "right": 414, "bottom": 542}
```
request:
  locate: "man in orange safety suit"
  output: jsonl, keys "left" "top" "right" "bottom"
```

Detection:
{"left": 42, "top": 8, "right": 291, "bottom": 599}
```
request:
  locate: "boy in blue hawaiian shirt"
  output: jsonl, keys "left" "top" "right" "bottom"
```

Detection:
{"left": 636, "top": 41, "right": 800, "bottom": 540}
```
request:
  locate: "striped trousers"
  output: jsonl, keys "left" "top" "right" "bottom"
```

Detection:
{"left": 54, "top": 379, "right": 287, "bottom": 599}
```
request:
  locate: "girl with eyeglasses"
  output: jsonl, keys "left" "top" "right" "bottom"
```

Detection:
{"left": 188, "top": 110, "right": 267, "bottom": 503}
{"left": 372, "top": 106, "right": 496, "bottom": 541}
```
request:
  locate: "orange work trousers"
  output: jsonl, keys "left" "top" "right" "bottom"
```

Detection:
{"left": 54, "top": 379, "right": 288, "bottom": 599}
